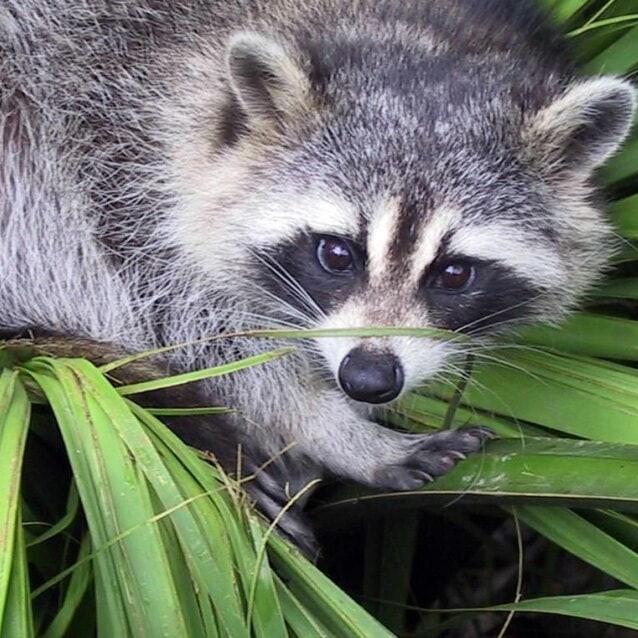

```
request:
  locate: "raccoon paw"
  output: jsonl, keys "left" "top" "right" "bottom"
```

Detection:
{"left": 244, "top": 465, "right": 319, "bottom": 559}
{"left": 371, "top": 426, "right": 492, "bottom": 491}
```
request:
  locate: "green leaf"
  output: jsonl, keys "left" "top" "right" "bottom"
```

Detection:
{"left": 314, "top": 438, "right": 638, "bottom": 524}
{"left": 601, "top": 136, "right": 638, "bottom": 186}
{"left": 519, "top": 314, "right": 638, "bottom": 360}
{"left": 592, "top": 277, "right": 638, "bottom": 299}
{"left": 542, "top": 0, "right": 589, "bottom": 24}
{"left": 268, "top": 533, "right": 395, "bottom": 638}
{"left": 492, "top": 590, "right": 638, "bottom": 630}
{"left": 609, "top": 193, "right": 638, "bottom": 237}
{"left": 1, "top": 522, "right": 35, "bottom": 638}
{"left": 0, "top": 370, "right": 33, "bottom": 637}
{"left": 116, "top": 347, "right": 294, "bottom": 396}
{"left": 22, "top": 358, "right": 195, "bottom": 638}
{"left": 375, "top": 512, "right": 419, "bottom": 634}
{"left": 129, "top": 401, "right": 278, "bottom": 638}
{"left": 515, "top": 507, "right": 638, "bottom": 589}
{"left": 423, "top": 349, "right": 638, "bottom": 442}
{"left": 583, "top": 23, "right": 638, "bottom": 73}
{"left": 273, "top": 577, "right": 332, "bottom": 638}
{"left": 40, "top": 535, "right": 93, "bottom": 638}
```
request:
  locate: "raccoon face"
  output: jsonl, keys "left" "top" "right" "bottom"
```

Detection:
{"left": 176, "top": 32, "right": 635, "bottom": 404}
{"left": 251, "top": 199, "right": 555, "bottom": 403}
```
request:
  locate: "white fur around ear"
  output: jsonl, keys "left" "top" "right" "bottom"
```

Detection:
{"left": 226, "top": 31, "right": 311, "bottom": 130}
{"left": 526, "top": 76, "right": 636, "bottom": 174}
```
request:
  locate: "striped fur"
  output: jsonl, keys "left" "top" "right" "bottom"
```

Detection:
{"left": 1, "top": 1, "right": 634, "bottom": 545}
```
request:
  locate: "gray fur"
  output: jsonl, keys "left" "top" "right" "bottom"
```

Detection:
{"left": 1, "top": 1, "right": 635, "bottom": 523}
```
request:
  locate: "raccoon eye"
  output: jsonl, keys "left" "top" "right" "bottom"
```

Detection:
{"left": 316, "top": 236, "right": 355, "bottom": 274}
{"left": 434, "top": 261, "right": 475, "bottom": 291}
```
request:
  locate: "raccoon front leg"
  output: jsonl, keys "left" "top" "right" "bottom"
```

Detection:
{"left": 363, "top": 426, "right": 492, "bottom": 490}
{"left": 289, "top": 392, "right": 491, "bottom": 491}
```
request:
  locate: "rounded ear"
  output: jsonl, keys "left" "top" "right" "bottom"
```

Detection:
{"left": 524, "top": 76, "right": 636, "bottom": 176}
{"left": 226, "top": 31, "right": 312, "bottom": 131}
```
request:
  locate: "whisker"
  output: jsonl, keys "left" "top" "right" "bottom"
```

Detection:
{"left": 249, "top": 249, "right": 326, "bottom": 322}
{"left": 455, "top": 291, "right": 547, "bottom": 335}
{"left": 245, "top": 282, "right": 316, "bottom": 328}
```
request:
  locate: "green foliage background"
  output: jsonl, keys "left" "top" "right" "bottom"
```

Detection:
{"left": 1, "top": 1, "right": 638, "bottom": 636}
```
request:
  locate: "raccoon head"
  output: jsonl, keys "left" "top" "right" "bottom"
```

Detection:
{"left": 174, "top": 32, "right": 636, "bottom": 405}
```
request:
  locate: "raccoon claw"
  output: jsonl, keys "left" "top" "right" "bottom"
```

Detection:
{"left": 371, "top": 426, "right": 491, "bottom": 492}
{"left": 414, "top": 470, "right": 435, "bottom": 483}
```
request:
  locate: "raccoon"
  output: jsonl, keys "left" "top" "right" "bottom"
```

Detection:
{"left": 0, "top": 0, "right": 635, "bottom": 549}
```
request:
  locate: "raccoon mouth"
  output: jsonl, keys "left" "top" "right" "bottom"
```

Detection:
{"left": 337, "top": 347, "right": 404, "bottom": 404}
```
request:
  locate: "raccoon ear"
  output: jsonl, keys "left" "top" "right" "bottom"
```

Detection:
{"left": 525, "top": 77, "right": 636, "bottom": 175}
{"left": 226, "top": 32, "right": 311, "bottom": 131}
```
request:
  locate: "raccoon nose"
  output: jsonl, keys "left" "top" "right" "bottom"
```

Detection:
{"left": 338, "top": 348, "right": 404, "bottom": 404}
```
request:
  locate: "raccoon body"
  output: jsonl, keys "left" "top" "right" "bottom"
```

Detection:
{"left": 1, "top": 1, "right": 635, "bottom": 546}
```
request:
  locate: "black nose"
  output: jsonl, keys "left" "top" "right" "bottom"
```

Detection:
{"left": 338, "top": 348, "right": 404, "bottom": 404}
